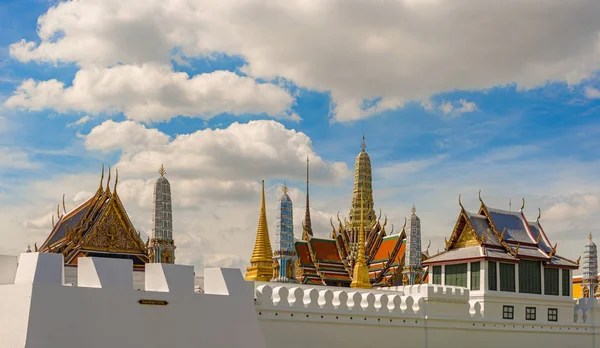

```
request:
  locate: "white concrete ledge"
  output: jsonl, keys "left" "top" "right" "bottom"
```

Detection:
{"left": 77, "top": 257, "right": 133, "bottom": 289}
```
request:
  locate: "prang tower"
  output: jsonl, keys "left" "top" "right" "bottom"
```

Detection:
{"left": 402, "top": 205, "right": 424, "bottom": 285}
{"left": 582, "top": 233, "right": 599, "bottom": 298}
{"left": 246, "top": 180, "right": 274, "bottom": 281}
{"left": 149, "top": 164, "right": 176, "bottom": 263}
{"left": 273, "top": 183, "right": 296, "bottom": 282}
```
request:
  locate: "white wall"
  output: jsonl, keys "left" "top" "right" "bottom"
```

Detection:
{"left": 0, "top": 253, "right": 265, "bottom": 348}
{"left": 254, "top": 282, "right": 600, "bottom": 348}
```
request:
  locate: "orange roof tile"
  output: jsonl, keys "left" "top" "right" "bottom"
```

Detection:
{"left": 371, "top": 236, "right": 399, "bottom": 262}
{"left": 311, "top": 238, "right": 343, "bottom": 263}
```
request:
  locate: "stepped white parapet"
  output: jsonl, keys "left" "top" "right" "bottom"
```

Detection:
{"left": 0, "top": 253, "right": 265, "bottom": 348}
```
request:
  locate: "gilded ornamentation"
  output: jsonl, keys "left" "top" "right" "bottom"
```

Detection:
{"left": 83, "top": 204, "right": 145, "bottom": 253}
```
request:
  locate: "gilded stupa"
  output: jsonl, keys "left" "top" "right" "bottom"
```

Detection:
{"left": 245, "top": 180, "right": 274, "bottom": 282}
{"left": 294, "top": 137, "right": 426, "bottom": 287}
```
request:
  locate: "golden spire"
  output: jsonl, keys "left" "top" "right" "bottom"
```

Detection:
{"left": 302, "top": 156, "right": 313, "bottom": 240}
{"left": 282, "top": 182, "right": 288, "bottom": 195}
{"left": 245, "top": 180, "right": 274, "bottom": 282}
{"left": 106, "top": 166, "right": 111, "bottom": 193}
{"left": 159, "top": 164, "right": 166, "bottom": 177}
{"left": 114, "top": 168, "right": 119, "bottom": 194}
{"left": 99, "top": 163, "right": 105, "bottom": 191}
{"left": 349, "top": 136, "right": 375, "bottom": 231}
{"left": 350, "top": 191, "right": 372, "bottom": 289}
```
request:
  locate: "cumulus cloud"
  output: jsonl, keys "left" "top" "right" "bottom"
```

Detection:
{"left": 584, "top": 86, "right": 600, "bottom": 99}
{"left": 0, "top": 147, "right": 39, "bottom": 169}
{"left": 9, "top": 0, "right": 600, "bottom": 121}
{"left": 6, "top": 64, "right": 295, "bottom": 122}
{"left": 422, "top": 99, "right": 478, "bottom": 116}
{"left": 0, "top": 120, "right": 351, "bottom": 270}
{"left": 87, "top": 119, "right": 350, "bottom": 183}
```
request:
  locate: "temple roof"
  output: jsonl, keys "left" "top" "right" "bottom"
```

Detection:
{"left": 39, "top": 165, "right": 149, "bottom": 266}
{"left": 423, "top": 195, "right": 578, "bottom": 269}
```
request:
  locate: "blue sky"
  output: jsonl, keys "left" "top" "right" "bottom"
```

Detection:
{"left": 1, "top": 0, "right": 600, "bottom": 270}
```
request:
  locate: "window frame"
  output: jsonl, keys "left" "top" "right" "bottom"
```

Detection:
{"left": 548, "top": 308, "right": 558, "bottom": 322}
{"left": 519, "top": 260, "right": 541, "bottom": 294}
{"left": 470, "top": 261, "right": 481, "bottom": 291}
{"left": 499, "top": 263, "right": 516, "bottom": 292}
{"left": 502, "top": 305, "right": 514, "bottom": 320}
{"left": 544, "top": 268, "right": 559, "bottom": 295}
{"left": 525, "top": 307, "right": 536, "bottom": 321}
{"left": 488, "top": 261, "right": 497, "bottom": 291}
{"left": 432, "top": 265, "right": 442, "bottom": 285}
{"left": 562, "top": 269, "right": 570, "bottom": 297}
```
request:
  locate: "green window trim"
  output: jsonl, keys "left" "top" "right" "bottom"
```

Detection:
{"left": 562, "top": 269, "right": 570, "bottom": 297}
{"left": 471, "top": 262, "right": 481, "bottom": 290}
{"left": 445, "top": 263, "right": 468, "bottom": 288}
{"left": 519, "top": 260, "right": 541, "bottom": 294}
{"left": 500, "top": 263, "right": 515, "bottom": 292}
{"left": 432, "top": 265, "right": 442, "bottom": 285}
{"left": 488, "top": 261, "right": 497, "bottom": 291}
{"left": 544, "top": 268, "right": 559, "bottom": 295}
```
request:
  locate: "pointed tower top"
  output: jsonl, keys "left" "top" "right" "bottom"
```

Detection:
{"left": 99, "top": 163, "right": 105, "bottom": 190}
{"left": 114, "top": 168, "right": 119, "bottom": 194}
{"left": 159, "top": 164, "right": 166, "bottom": 177}
{"left": 246, "top": 180, "right": 274, "bottom": 282}
{"left": 590, "top": 232, "right": 594, "bottom": 241}
{"left": 350, "top": 190, "right": 372, "bottom": 289}
{"left": 303, "top": 157, "right": 313, "bottom": 239}
{"left": 411, "top": 204, "right": 416, "bottom": 215}
{"left": 282, "top": 182, "right": 288, "bottom": 195}
{"left": 106, "top": 166, "right": 111, "bottom": 192}
{"left": 361, "top": 136, "right": 366, "bottom": 151}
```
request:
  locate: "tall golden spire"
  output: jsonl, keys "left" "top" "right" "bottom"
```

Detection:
{"left": 350, "top": 191, "right": 372, "bottom": 289}
{"left": 245, "top": 180, "right": 274, "bottom": 282}
{"left": 302, "top": 156, "right": 313, "bottom": 240}
{"left": 349, "top": 136, "right": 375, "bottom": 232}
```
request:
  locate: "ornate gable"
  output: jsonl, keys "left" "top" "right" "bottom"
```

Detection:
{"left": 82, "top": 199, "right": 146, "bottom": 254}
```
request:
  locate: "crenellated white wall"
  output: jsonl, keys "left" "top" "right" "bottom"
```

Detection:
{"left": 254, "top": 282, "right": 600, "bottom": 348}
{"left": 2, "top": 253, "right": 600, "bottom": 348}
{"left": 0, "top": 253, "right": 265, "bottom": 348}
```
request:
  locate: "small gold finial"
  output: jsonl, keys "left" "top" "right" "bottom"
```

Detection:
{"left": 62, "top": 194, "right": 66, "bottom": 214}
{"left": 114, "top": 168, "right": 119, "bottom": 193}
{"left": 282, "top": 182, "right": 288, "bottom": 195}
{"left": 361, "top": 136, "right": 366, "bottom": 151}
{"left": 34, "top": 243, "right": 38, "bottom": 252}
{"left": 99, "top": 163, "right": 105, "bottom": 190}
{"left": 589, "top": 232, "right": 593, "bottom": 241}
{"left": 51, "top": 215, "right": 55, "bottom": 228}
{"left": 478, "top": 190, "right": 484, "bottom": 204}
{"left": 56, "top": 204, "right": 60, "bottom": 219}
{"left": 537, "top": 208, "right": 541, "bottom": 221}
{"left": 458, "top": 194, "right": 463, "bottom": 208}
{"left": 158, "top": 164, "right": 166, "bottom": 177}
{"left": 411, "top": 204, "right": 416, "bottom": 215}
{"left": 106, "top": 166, "right": 111, "bottom": 192}
{"left": 520, "top": 198, "right": 525, "bottom": 211}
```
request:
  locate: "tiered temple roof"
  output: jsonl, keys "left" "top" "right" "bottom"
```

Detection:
{"left": 39, "top": 165, "right": 149, "bottom": 267}
{"left": 294, "top": 138, "right": 428, "bottom": 287}
{"left": 423, "top": 193, "right": 579, "bottom": 269}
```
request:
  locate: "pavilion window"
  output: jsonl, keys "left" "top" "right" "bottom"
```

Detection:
{"left": 519, "top": 260, "right": 541, "bottom": 294}
{"left": 488, "top": 261, "right": 497, "bottom": 291}
{"left": 544, "top": 268, "right": 559, "bottom": 295}
{"left": 432, "top": 265, "right": 442, "bottom": 284}
{"left": 562, "top": 269, "right": 571, "bottom": 296}
{"left": 470, "top": 261, "right": 480, "bottom": 290}
{"left": 445, "top": 263, "right": 468, "bottom": 288}
{"left": 499, "top": 263, "right": 515, "bottom": 292}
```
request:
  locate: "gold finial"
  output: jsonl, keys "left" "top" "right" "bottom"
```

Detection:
{"left": 458, "top": 194, "right": 464, "bottom": 208}
{"left": 114, "top": 168, "right": 119, "bottom": 194}
{"left": 282, "top": 182, "right": 288, "bottom": 195}
{"left": 590, "top": 232, "right": 594, "bottom": 241}
{"left": 158, "top": 164, "right": 166, "bottom": 177}
{"left": 361, "top": 136, "right": 366, "bottom": 151}
{"left": 577, "top": 256, "right": 581, "bottom": 265}
{"left": 56, "top": 204, "right": 60, "bottom": 219}
{"left": 245, "top": 180, "right": 274, "bottom": 282}
{"left": 34, "top": 243, "right": 38, "bottom": 252}
{"left": 62, "top": 194, "right": 66, "bottom": 214}
{"left": 411, "top": 204, "right": 416, "bottom": 215}
{"left": 51, "top": 215, "right": 55, "bottom": 228}
{"left": 514, "top": 243, "right": 520, "bottom": 256}
{"left": 478, "top": 190, "right": 484, "bottom": 204}
{"left": 106, "top": 166, "right": 111, "bottom": 192}
{"left": 537, "top": 208, "right": 541, "bottom": 221}
{"left": 520, "top": 198, "right": 525, "bottom": 211}
{"left": 99, "top": 163, "right": 104, "bottom": 190}
{"left": 350, "top": 190, "right": 372, "bottom": 289}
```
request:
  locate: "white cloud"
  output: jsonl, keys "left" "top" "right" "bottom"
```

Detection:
{"left": 0, "top": 120, "right": 351, "bottom": 271}
{"left": 66, "top": 115, "right": 91, "bottom": 127}
{"left": 90, "top": 119, "right": 350, "bottom": 183}
{"left": 423, "top": 99, "right": 478, "bottom": 116}
{"left": 458, "top": 99, "right": 477, "bottom": 113}
{"left": 441, "top": 101, "right": 454, "bottom": 115}
{"left": 0, "top": 147, "right": 39, "bottom": 170}
{"left": 85, "top": 120, "right": 170, "bottom": 153}
{"left": 6, "top": 64, "right": 295, "bottom": 122}
{"left": 9, "top": 0, "right": 600, "bottom": 121}
{"left": 584, "top": 86, "right": 600, "bottom": 99}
